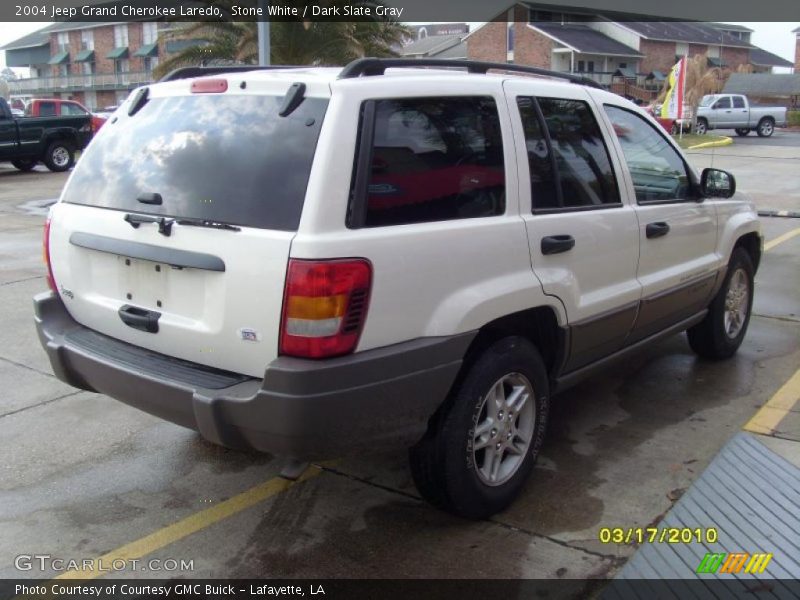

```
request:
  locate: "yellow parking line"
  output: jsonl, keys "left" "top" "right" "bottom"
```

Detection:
{"left": 764, "top": 227, "right": 800, "bottom": 252}
{"left": 744, "top": 369, "right": 800, "bottom": 435}
{"left": 56, "top": 466, "right": 322, "bottom": 580}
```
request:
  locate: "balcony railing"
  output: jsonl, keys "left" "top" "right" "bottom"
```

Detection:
{"left": 9, "top": 71, "right": 156, "bottom": 94}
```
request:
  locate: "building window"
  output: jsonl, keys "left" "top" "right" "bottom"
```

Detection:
{"left": 114, "top": 24, "right": 129, "bottom": 48}
{"left": 82, "top": 62, "right": 94, "bottom": 75}
{"left": 676, "top": 43, "right": 688, "bottom": 57}
{"left": 577, "top": 60, "right": 585, "bottom": 72}
{"left": 81, "top": 30, "right": 94, "bottom": 50}
{"left": 619, "top": 62, "right": 627, "bottom": 69}
{"left": 143, "top": 57, "right": 159, "bottom": 72}
{"left": 115, "top": 58, "right": 130, "bottom": 74}
{"left": 587, "top": 61, "right": 595, "bottom": 72}
{"left": 507, "top": 20, "right": 515, "bottom": 52}
{"left": 142, "top": 22, "right": 158, "bottom": 45}
{"left": 57, "top": 32, "right": 69, "bottom": 53}
{"left": 57, "top": 64, "right": 68, "bottom": 77}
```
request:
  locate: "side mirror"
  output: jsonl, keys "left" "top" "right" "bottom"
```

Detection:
{"left": 701, "top": 168, "right": 736, "bottom": 199}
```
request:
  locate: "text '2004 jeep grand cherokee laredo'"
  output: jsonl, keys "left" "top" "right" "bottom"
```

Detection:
{"left": 34, "top": 59, "right": 762, "bottom": 518}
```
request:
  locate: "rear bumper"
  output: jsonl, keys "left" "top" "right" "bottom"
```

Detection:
{"left": 34, "top": 291, "right": 473, "bottom": 459}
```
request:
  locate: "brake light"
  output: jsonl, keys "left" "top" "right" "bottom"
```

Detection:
{"left": 191, "top": 78, "right": 228, "bottom": 94}
{"left": 43, "top": 213, "right": 57, "bottom": 292}
{"left": 280, "top": 259, "right": 372, "bottom": 359}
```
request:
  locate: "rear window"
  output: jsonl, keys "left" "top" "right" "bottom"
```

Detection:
{"left": 62, "top": 93, "right": 328, "bottom": 231}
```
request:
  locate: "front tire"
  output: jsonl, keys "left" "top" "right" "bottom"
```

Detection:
{"left": 735, "top": 128, "right": 750, "bottom": 137}
{"left": 756, "top": 118, "right": 774, "bottom": 137}
{"left": 409, "top": 336, "right": 550, "bottom": 519}
{"left": 11, "top": 158, "right": 37, "bottom": 171}
{"left": 695, "top": 118, "right": 708, "bottom": 135}
{"left": 43, "top": 141, "right": 75, "bottom": 172}
{"left": 687, "top": 248, "right": 754, "bottom": 359}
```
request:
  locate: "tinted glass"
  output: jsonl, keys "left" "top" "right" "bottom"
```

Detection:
{"left": 39, "top": 102, "right": 56, "bottom": 117}
{"left": 714, "top": 97, "right": 731, "bottom": 109}
{"left": 62, "top": 94, "right": 328, "bottom": 231}
{"left": 62, "top": 103, "right": 88, "bottom": 115}
{"left": 361, "top": 97, "right": 505, "bottom": 227}
{"left": 537, "top": 98, "right": 620, "bottom": 208}
{"left": 732, "top": 96, "right": 745, "bottom": 109}
{"left": 516, "top": 97, "right": 559, "bottom": 209}
{"left": 604, "top": 105, "right": 691, "bottom": 202}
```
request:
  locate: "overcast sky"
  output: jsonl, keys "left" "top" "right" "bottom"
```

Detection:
{"left": 1, "top": 21, "right": 797, "bottom": 72}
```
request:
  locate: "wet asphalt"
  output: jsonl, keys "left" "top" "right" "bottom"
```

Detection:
{"left": 0, "top": 133, "right": 798, "bottom": 582}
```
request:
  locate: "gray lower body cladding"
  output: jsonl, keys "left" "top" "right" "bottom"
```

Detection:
{"left": 34, "top": 291, "right": 473, "bottom": 459}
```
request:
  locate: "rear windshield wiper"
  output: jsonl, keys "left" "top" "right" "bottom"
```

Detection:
{"left": 175, "top": 218, "right": 241, "bottom": 232}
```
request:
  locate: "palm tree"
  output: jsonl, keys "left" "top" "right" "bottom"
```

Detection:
{"left": 657, "top": 54, "right": 726, "bottom": 133}
{"left": 154, "top": 0, "right": 409, "bottom": 79}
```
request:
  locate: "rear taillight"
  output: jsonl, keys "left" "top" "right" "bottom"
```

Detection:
{"left": 43, "top": 213, "right": 57, "bottom": 292}
{"left": 280, "top": 259, "right": 372, "bottom": 359}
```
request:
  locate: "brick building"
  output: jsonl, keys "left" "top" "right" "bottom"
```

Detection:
{"left": 466, "top": 4, "right": 793, "bottom": 99}
{"left": 2, "top": 21, "right": 169, "bottom": 109}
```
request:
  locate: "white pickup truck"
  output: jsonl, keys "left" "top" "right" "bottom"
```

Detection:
{"left": 695, "top": 93, "right": 787, "bottom": 137}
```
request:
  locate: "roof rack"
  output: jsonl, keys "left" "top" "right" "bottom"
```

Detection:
{"left": 159, "top": 65, "right": 301, "bottom": 83}
{"left": 338, "top": 58, "right": 603, "bottom": 89}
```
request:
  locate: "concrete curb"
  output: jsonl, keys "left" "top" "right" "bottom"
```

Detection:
{"left": 758, "top": 210, "right": 800, "bottom": 218}
{"left": 687, "top": 136, "right": 733, "bottom": 150}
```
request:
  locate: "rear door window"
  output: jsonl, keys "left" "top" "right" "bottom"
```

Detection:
{"left": 61, "top": 93, "right": 328, "bottom": 231}
{"left": 350, "top": 96, "right": 506, "bottom": 227}
{"left": 732, "top": 96, "right": 745, "bottom": 109}
{"left": 517, "top": 96, "right": 620, "bottom": 210}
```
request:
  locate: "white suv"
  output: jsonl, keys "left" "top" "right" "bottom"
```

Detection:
{"left": 35, "top": 59, "right": 761, "bottom": 518}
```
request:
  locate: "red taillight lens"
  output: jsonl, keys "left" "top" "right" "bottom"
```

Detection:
{"left": 43, "top": 214, "right": 57, "bottom": 292}
{"left": 280, "top": 259, "right": 372, "bottom": 359}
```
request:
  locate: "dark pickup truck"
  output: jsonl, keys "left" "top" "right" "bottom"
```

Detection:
{"left": 0, "top": 97, "right": 93, "bottom": 172}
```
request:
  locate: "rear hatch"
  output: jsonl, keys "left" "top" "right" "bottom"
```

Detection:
{"left": 48, "top": 77, "right": 329, "bottom": 378}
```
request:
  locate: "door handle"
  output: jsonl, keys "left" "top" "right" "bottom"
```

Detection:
{"left": 646, "top": 222, "right": 670, "bottom": 239}
{"left": 541, "top": 235, "right": 575, "bottom": 255}
{"left": 725, "top": 110, "right": 732, "bottom": 113}
{"left": 118, "top": 304, "right": 161, "bottom": 333}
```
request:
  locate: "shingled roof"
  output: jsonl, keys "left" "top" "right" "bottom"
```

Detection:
{"left": 622, "top": 22, "right": 751, "bottom": 47}
{"left": 723, "top": 73, "right": 800, "bottom": 96}
{"left": 533, "top": 23, "right": 643, "bottom": 57}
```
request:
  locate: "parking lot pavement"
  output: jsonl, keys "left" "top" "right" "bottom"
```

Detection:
{"left": 0, "top": 168, "right": 798, "bottom": 582}
{"left": 685, "top": 130, "right": 800, "bottom": 214}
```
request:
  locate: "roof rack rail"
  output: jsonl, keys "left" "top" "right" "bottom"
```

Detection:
{"left": 159, "top": 65, "right": 301, "bottom": 83}
{"left": 338, "top": 58, "right": 603, "bottom": 89}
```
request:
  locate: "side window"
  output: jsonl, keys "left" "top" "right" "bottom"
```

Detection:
{"left": 604, "top": 105, "right": 692, "bottom": 203}
{"left": 354, "top": 96, "right": 505, "bottom": 228}
{"left": 62, "top": 103, "right": 87, "bottom": 116}
{"left": 714, "top": 97, "right": 731, "bottom": 109}
{"left": 39, "top": 102, "right": 56, "bottom": 117}
{"left": 732, "top": 96, "right": 745, "bottom": 109}
{"left": 517, "top": 96, "right": 620, "bottom": 210}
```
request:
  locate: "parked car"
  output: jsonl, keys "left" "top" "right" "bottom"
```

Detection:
{"left": 10, "top": 108, "right": 24, "bottom": 117}
{"left": 34, "top": 59, "right": 761, "bottom": 518}
{"left": 0, "top": 97, "right": 93, "bottom": 171}
{"left": 695, "top": 94, "right": 787, "bottom": 137}
{"left": 25, "top": 98, "right": 107, "bottom": 133}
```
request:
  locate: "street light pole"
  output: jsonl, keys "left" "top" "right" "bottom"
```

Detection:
{"left": 257, "top": 0, "right": 270, "bottom": 65}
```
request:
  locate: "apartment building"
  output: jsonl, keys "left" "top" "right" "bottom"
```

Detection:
{"left": 2, "top": 21, "right": 167, "bottom": 109}
{"left": 466, "top": 4, "right": 793, "bottom": 100}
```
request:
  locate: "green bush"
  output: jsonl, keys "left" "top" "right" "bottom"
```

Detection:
{"left": 789, "top": 111, "right": 800, "bottom": 127}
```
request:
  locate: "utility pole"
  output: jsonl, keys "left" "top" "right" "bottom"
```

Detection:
{"left": 257, "top": 0, "right": 270, "bottom": 65}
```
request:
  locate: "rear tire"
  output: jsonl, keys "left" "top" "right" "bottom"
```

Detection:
{"left": 735, "top": 128, "right": 750, "bottom": 137}
{"left": 687, "top": 248, "right": 754, "bottom": 360}
{"left": 756, "top": 118, "right": 774, "bottom": 137}
{"left": 409, "top": 336, "right": 550, "bottom": 519}
{"left": 695, "top": 118, "right": 708, "bottom": 135}
{"left": 43, "top": 141, "right": 75, "bottom": 172}
{"left": 11, "top": 158, "right": 37, "bottom": 171}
